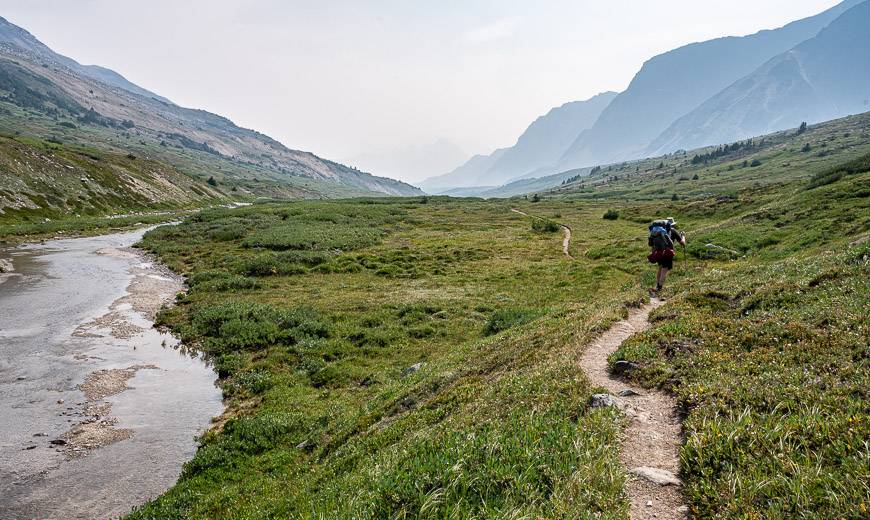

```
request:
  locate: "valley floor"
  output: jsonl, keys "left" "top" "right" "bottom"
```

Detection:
{"left": 124, "top": 146, "right": 866, "bottom": 518}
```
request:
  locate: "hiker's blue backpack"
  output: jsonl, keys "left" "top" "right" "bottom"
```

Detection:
{"left": 648, "top": 220, "right": 674, "bottom": 250}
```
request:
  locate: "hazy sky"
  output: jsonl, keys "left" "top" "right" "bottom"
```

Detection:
{"left": 0, "top": 0, "right": 842, "bottom": 181}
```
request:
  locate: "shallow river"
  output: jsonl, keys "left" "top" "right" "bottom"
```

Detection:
{"left": 0, "top": 228, "right": 223, "bottom": 519}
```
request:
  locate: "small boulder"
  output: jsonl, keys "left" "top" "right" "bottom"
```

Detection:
{"left": 618, "top": 388, "right": 642, "bottom": 397}
{"left": 630, "top": 466, "right": 681, "bottom": 486}
{"left": 589, "top": 393, "right": 617, "bottom": 408}
{"left": 401, "top": 362, "right": 424, "bottom": 378}
{"left": 612, "top": 360, "right": 638, "bottom": 376}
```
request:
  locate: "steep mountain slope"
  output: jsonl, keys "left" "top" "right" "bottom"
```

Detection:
{"left": 420, "top": 92, "right": 615, "bottom": 193}
{"left": 0, "top": 17, "right": 420, "bottom": 198}
{"left": 0, "top": 16, "right": 170, "bottom": 103}
{"left": 555, "top": 0, "right": 862, "bottom": 171}
{"left": 649, "top": 0, "right": 870, "bottom": 154}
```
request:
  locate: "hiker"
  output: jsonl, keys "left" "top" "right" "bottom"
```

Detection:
{"left": 647, "top": 217, "right": 685, "bottom": 295}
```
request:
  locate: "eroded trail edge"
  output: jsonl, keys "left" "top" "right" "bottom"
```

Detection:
{"left": 580, "top": 299, "right": 688, "bottom": 519}
{"left": 510, "top": 208, "right": 573, "bottom": 258}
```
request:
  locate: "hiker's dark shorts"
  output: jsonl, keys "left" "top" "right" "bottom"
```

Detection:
{"left": 658, "top": 255, "right": 674, "bottom": 270}
{"left": 648, "top": 248, "right": 675, "bottom": 269}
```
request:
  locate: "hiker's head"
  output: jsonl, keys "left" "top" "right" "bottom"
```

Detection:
{"left": 667, "top": 217, "right": 676, "bottom": 227}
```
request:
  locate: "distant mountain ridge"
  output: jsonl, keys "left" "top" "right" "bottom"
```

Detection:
{"left": 0, "top": 16, "right": 420, "bottom": 197}
{"left": 345, "top": 138, "right": 468, "bottom": 184}
{"left": 421, "top": 92, "right": 615, "bottom": 192}
{"left": 649, "top": 0, "right": 870, "bottom": 154}
{"left": 429, "top": 0, "right": 864, "bottom": 196}
{"left": 554, "top": 0, "right": 863, "bottom": 172}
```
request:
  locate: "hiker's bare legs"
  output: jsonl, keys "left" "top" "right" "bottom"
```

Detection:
{"left": 657, "top": 266, "right": 669, "bottom": 289}
{"left": 651, "top": 265, "right": 666, "bottom": 293}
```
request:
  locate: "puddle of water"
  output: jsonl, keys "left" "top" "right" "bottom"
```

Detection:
{"left": 0, "top": 227, "right": 223, "bottom": 520}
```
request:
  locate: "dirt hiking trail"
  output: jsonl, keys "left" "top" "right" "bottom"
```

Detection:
{"left": 580, "top": 298, "right": 688, "bottom": 519}
{"left": 510, "top": 208, "right": 573, "bottom": 258}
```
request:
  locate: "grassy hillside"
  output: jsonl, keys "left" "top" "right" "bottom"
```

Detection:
{"left": 125, "top": 112, "right": 868, "bottom": 518}
{"left": 0, "top": 132, "right": 234, "bottom": 243}
{"left": 507, "top": 112, "right": 870, "bottom": 202}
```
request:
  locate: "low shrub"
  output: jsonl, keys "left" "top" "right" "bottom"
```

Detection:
{"left": 181, "top": 412, "right": 305, "bottom": 478}
{"left": 238, "top": 254, "right": 308, "bottom": 277}
{"left": 188, "top": 270, "right": 259, "bottom": 292}
{"left": 808, "top": 151, "right": 870, "bottom": 189}
{"left": 190, "top": 302, "right": 330, "bottom": 353}
{"left": 483, "top": 308, "right": 539, "bottom": 336}
{"left": 531, "top": 219, "right": 561, "bottom": 233}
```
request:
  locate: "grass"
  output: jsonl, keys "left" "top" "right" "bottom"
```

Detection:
{"left": 0, "top": 212, "right": 188, "bottom": 245}
{"left": 122, "top": 112, "right": 870, "bottom": 519}
{"left": 128, "top": 196, "right": 647, "bottom": 519}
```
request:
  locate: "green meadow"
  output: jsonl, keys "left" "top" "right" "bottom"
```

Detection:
{"left": 126, "top": 113, "right": 868, "bottom": 520}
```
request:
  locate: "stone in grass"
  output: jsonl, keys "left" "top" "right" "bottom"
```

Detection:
{"left": 589, "top": 393, "right": 618, "bottom": 408}
{"left": 612, "top": 360, "right": 638, "bottom": 375}
{"left": 401, "top": 362, "right": 424, "bottom": 378}
{"left": 630, "top": 466, "right": 681, "bottom": 486}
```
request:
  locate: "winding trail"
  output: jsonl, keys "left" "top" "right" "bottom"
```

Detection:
{"left": 511, "top": 208, "right": 573, "bottom": 258}
{"left": 580, "top": 299, "right": 687, "bottom": 519}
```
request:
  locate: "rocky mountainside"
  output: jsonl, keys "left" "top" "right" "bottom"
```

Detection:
{"left": 554, "top": 0, "right": 862, "bottom": 171}
{"left": 649, "top": 0, "right": 870, "bottom": 154}
{"left": 0, "top": 17, "right": 420, "bottom": 198}
{"left": 0, "top": 134, "right": 224, "bottom": 219}
{"left": 0, "top": 16, "right": 170, "bottom": 104}
{"left": 421, "top": 92, "right": 615, "bottom": 193}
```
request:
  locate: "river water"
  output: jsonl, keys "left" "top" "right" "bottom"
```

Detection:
{"left": 0, "top": 228, "right": 223, "bottom": 519}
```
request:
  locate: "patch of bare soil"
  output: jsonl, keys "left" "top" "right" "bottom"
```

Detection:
{"left": 73, "top": 310, "right": 144, "bottom": 339}
{"left": 74, "top": 247, "right": 183, "bottom": 339}
{"left": 579, "top": 299, "right": 688, "bottom": 519}
{"left": 79, "top": 365, "right": 158, "bottom": 400}
{"left": 57, "top": 365, "right": 158, "bottom": 457}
